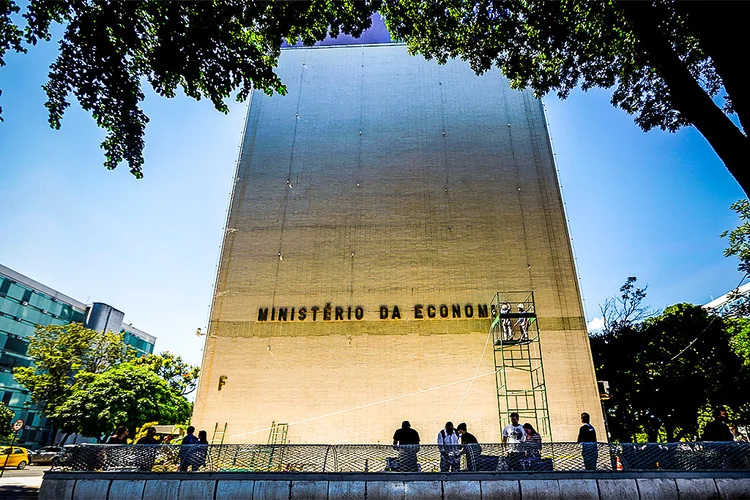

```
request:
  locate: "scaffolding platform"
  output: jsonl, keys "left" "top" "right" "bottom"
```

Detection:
{"left": 490, "top": 291, "right": 552, "bottom": 440}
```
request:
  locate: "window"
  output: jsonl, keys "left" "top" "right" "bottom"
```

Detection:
{"left": 0, "top": 279, "right": 11, "bottom": 297}
{"left": 0, "top": 353, "right": 31, "bottom": 369}
{"left": 4, "top": 336, "right": 28, "bottom": 356}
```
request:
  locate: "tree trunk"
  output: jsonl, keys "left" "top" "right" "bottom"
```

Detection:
{"left": 48, "top": 424, "right": 57, "bottom": 446}
{"left": 619, "top": 2, "right": 750, "bottom": 198}
{"left": 673, "top": 2, "right": 750, "bottom": 136}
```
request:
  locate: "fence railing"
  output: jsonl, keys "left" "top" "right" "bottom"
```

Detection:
{"left": 50, "top": 442, "right": 750, "bottom": 473}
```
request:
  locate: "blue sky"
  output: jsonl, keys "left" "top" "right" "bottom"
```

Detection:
{"left": 0, "top": 39, "right": 745, "bottom": 365}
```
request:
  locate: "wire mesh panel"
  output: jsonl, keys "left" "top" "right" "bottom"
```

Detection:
{"left": 51, "top": 442, "right": 750, "bottom": 473}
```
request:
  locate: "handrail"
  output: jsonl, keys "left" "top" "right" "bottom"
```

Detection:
{"left": 50, "top": 442, "right": 750, "bottom": 473}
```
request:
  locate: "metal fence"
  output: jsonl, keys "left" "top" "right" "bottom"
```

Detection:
{"left": 50, "top": 442, "right": 750, "bottom": 473}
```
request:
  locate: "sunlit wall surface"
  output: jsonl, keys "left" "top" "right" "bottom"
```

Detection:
{"left": 193, "top": 43, "right": 603, "bottom": 444}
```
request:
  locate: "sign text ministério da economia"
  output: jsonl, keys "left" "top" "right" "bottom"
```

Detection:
{"left": 257, "top": 303, "right": 494, "bottom": 322}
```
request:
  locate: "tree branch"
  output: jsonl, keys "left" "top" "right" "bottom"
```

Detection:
{"left": 619, "top": 1, "right": 750, "bottom": 197}
{"left": 673, "top": 1, "right": 750, "bottom": 136}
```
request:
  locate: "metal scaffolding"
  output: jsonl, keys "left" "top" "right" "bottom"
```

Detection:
{"left": 490, "top": 291, "right": 552, "bottom": 440}
{"left": 268, "top": 422, "right": 289, "bottom": 445}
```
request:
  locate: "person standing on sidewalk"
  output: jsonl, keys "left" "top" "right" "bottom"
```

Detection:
{"left": 577, "top": 412, "right": 598, "bottom": 470}
{"left": 437, "top": 422, "right": 460, "bottom": 472}
{"left": 179, "top": 426, "right": 200, "bottom": 472}
{"left": 457, "top": 423, "right": 481, "bottom": 471}
{"left": 502, "top": 412, "right": 526, "bottom": 471}
{"left": 393, "top": 421, "right": 421, "bottom": 472}
{"left": 701, "top": 408, "right": 734, "bottom": 441}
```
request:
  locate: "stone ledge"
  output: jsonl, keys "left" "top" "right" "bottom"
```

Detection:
{"left": 43, "top": 470, "right": 750, "bottom": 481}
{"left": 39, "top": 471, "right": 750, "bottom": 500}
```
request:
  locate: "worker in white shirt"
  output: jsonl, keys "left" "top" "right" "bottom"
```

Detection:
{"left": 437, "top": 421, "right": 461, "bottom": 472}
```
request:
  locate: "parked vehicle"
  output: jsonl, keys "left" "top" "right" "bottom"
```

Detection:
{"left": 0, "top": 446, "right": 29, "bottom": 469}
{"left": 28, "top": 446, "right": 63, "bottom": 465}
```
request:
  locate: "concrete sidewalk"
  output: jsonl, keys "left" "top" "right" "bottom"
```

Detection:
{"left": 0, "top": 470, "right": 43, "bottom": 499}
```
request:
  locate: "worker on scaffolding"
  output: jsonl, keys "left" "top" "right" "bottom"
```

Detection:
{"left": 501, "top": 302, "right": 513, "bottom": 341}
{"left": 515, "top": 304, "right": 530, "bottom": 341}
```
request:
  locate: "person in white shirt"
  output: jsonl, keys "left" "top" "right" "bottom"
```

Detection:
{"left": 437, "top": 421, "right": 461, "bottom": 472}
{"left": 515, "top": 304, "right": 530, "bottom": 341}
{"left": 501, "top": 302, "right": 513, "bottom": 340}
{"left": 502, "top": 412, "right": 526, "bottom": 470}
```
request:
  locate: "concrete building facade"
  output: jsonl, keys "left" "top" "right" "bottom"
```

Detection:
{"left": 193, "top": 42, "right": 603, "bottom": 444}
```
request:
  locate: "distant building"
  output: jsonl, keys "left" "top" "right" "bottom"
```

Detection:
{"left": 704, "top": 283, "right": 750, "bottom": 317}
{"left": 0, "top": 264, "right": 156, "bottom": 447}
{"left": 122, "top": 323, "right": 156, "bottom": 358}
{"left": 85, "top": 302, "right": 156, "bottom": 357}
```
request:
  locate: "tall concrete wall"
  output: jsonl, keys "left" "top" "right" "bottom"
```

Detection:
{"left": 193, "top": 43, "right": 603, "bottom": 444}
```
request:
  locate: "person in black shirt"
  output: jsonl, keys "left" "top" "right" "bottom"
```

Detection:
{"left": 136, "top": 427, "right": 159, "bottom": 471}
{"left": 701, "top": 408, "right": 734, "bottom": 441}
{"left": 180, "top": 426, "right": 201, "bottom": 472}
{"left": 193, "top": 430, "right": 209, "bottom": 471}
{"left": 107, "top": 426, "right": 129, "bottom": 444}
{"left": 136, "top": 427, "right": 159, "bottom": 445}
{"left": 393, "top": 421, "right": 420, "bottom": 471}
{"left": 456, "top": 422, "right": 481, "bottom": 471}
{"left": 104, "top": 425, "right": 129, "bottom": 470}
{"left": 577, "top": 412, "right": 598, "bottom": 470}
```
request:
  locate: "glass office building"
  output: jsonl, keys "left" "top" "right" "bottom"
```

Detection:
{"left": 0, "top": 264, "right": 156, "bottom": 446}
{"left": 122, "top": 324, "right": 156, "bottom": 357}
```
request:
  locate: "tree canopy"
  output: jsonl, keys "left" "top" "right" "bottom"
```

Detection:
{"left": 13, "top": 323, "right": 129, "bottom": 436}
{"left": 53, "top": 363, "right": 192, "bottom": 442}
{"left": 592, "top": 282, "right": 750, "bottom": 442}
{"left": 1, "top": 1, "right": 749, "bottom": 194}
{"left": 13, "top": 323, "right": 198, "bottom": 443}
{"left": 381, "top": 0, "right": 750, "bottom": 195}
{"left": 598, "top": 276, "right": 652, "bottom": 336}
{"left": 0, "top": 402, "right": 14, "bottom": 442}
{"left": 723, "top": 200, "right": 750, "bottom": 276}
{"left": 0, "top": 0, "right": 374, "bottom": 178}
{"left": 726, "top": 318, "right": 750, "bottom": 367}
{"left": 132, "top": 351, "right": 200, "bottom": 396}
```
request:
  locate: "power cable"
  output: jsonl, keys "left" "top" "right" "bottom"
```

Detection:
{"left": 450, "top": 328, "right": 493, "bottom": 419}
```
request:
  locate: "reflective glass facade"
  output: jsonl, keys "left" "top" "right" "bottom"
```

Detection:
{"left": 123, "top": 327, "right": 155, "bottom": 357}
{"left": 0, "top": 271, "right": 87, "bottom": 446}
{"left": 0, "top": 265, "right": 156, "bottom": 447}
